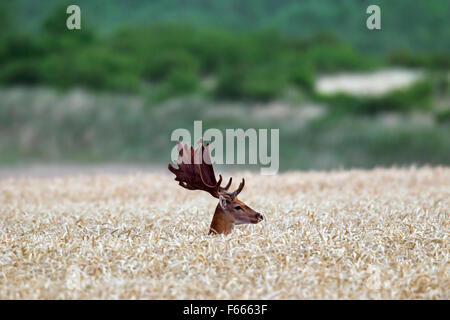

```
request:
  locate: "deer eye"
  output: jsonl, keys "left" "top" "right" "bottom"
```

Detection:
{"left": 234, "top": 205, "right": 242, "bottom": 210}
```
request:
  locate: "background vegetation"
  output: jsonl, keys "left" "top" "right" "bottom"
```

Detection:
{"left": 0, "top": 0, "right": 449, "bottom": 170}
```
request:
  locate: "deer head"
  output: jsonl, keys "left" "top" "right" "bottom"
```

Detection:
{"left": 168, "top": 140, "right": 264, "bottom": 235}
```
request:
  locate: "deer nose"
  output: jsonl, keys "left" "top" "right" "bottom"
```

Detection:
{"left": 256, "top": 213, "right": 264, "bottom": 221}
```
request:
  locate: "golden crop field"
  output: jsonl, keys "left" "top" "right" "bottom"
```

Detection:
{"left": 0, "top": 167, "right": 448, "bottom": 299}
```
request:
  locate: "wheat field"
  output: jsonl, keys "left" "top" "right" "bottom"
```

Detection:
{"left": 0, "top": 167, "right": 448, "bottom": 299}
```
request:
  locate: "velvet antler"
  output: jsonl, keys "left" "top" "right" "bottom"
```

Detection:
{"left": 168, "top": 140, "right": 232, "bottom": 198}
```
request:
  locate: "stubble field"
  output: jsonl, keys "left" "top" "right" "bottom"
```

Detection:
{"left": 0, "top": 167, "right": 448, "bottom": 299}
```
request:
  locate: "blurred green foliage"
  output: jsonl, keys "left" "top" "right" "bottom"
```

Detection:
{"left": 10, "top": 0, "right": 450, "bottom": 54}
{"left": 389, "top": 51, "right": 450, "bottom": 70}
{"left": 0, "top": 1, "right": 448, "bottom": 168}
{"left": 436, "top": 109, "right": 450, "bottom": 123}
{"left": 0, "top": 16, "right": 380, "bottom": 100}
{"left": 0, "top": 3, "right": 447, "bottom": 103}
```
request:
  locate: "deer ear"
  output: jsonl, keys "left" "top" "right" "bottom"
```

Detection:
{"left": 219, "top": 194, "right": 228, "bottom": 209}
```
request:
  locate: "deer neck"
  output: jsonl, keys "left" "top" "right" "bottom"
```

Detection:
{"left": 209, "top": 204, "right": 234, "bottom": 235}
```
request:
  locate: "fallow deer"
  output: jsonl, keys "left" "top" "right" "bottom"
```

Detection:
{"left": 168, "top": 140, "right": 264, "bottom": 235}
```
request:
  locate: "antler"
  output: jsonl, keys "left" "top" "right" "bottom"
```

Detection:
{"left": 168, "top": 140, "right": 233, "bottom": 198}
{"left": 231, "top": 178, "right": 245, "bottom": 199}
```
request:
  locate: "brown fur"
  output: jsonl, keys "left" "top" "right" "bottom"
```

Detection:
{"left": 209, "top": 197, "right": 263, "bottom": 235}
